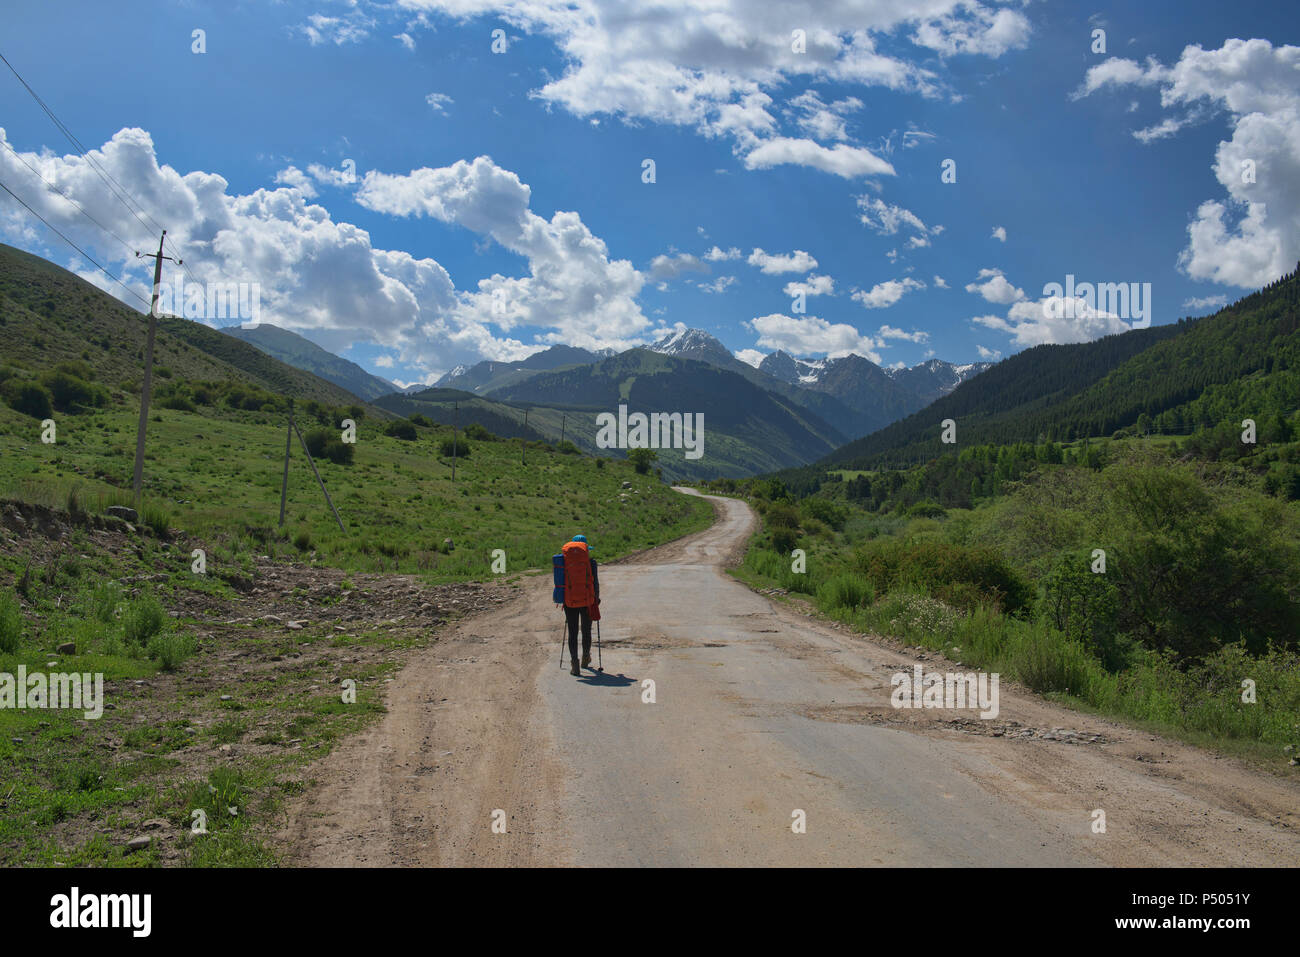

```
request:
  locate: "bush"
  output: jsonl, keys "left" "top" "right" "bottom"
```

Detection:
{"left": 39, "top": 370, "right": 106, "bottom": 413}
{"left": 766, "top": 502, "right": 801, "bottom": 530}
{"left": 1005, "top": 619, "right": 1100, "bottom": 696}
{"left": 628, "top": 448, "right": 657, "bottom": 474}
{"left": 122, "top": 595, "right": 166, "bottom": 645}
{"left": 141, "top": 505, "right": 171, "bottom": 538}
{"left": 439, "top": 436, "right": 471, "bottom": 458}
{"left": 88, "top": 582, "right": 122, "bottom": 623}
{"left": 384, "top": 419, "right": 418, "bottom": 441}
{"left": 3, "top": 379, "right": 53, "bottom": 419}
{"left": 304, "top": 428, "right": 355, "bottom": 465}
{"left": 147, "top": 632, "right": 195, "bottom": 671}
{"left": 801, "top": 497, "right": 848, "bottom": 531}
{"left": 464, "top": 422, "right": 495, "bottom": 441}
{"left": 556, "top": 440, "right": 580, "bottom": 455}
{"left": 408, "top": 414, "right": 433, "bottom": 428}
{"left": 293, "top": 528, "right": 313, "bottom": 551}
{"left": 0, "top": 589, "right": 23, "bottom": 653}
{"left": 1041, "top": 549, "right": 1126, "bottom": 669}
{"left": 819, "top": 573, "right": 871, "bottom": 612}
{"left": 855, "top": 539, "right": 1034, "bottom": 616}
{"left": 1102, "top": 462, "right": 1300, "bottom": 659}
{"left": 160, "top": 393, "right": 196, "bottom": 412}
{"left": 771, "top": 526, "right": 798, "bottom": 555}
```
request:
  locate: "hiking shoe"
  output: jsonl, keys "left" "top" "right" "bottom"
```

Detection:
{"left": 570, "top": 661, "right": 581, "bottom": 676}
{"left": 582, "top": 653, "right": 592, "bottom": 667}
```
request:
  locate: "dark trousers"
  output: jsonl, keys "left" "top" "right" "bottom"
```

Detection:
{"left": 565, "top": 606, "right": 592, "bottom": 662}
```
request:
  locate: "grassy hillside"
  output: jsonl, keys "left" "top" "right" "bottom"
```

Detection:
{"left": 0, "top": 394, "right": 709, "bottom": 577}
{"left": 0, "top": 243, "right": 365, "bottom": 408}
{"left": 824, "top": 322, "right": 1188, "bottom": 470}
{"left": 221, "top": 323, "right": 398, "bottom": 401}
{"left": 377, "top": 388, "right": 579, "bottom": 448}
{"left": 824, "top": 266, "right": 1299, "bottom": 470}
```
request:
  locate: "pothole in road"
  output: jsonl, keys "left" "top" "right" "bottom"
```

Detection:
{"left": 799, "top": 705, "right": 1110, "bottom": 744}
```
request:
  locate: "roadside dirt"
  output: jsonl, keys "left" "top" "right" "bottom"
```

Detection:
{"left": 0, "top": 499, "right": 516, "bottom": 864}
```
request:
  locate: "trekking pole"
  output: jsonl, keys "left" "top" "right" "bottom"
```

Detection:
{"left": 559, "top": 619, "right": 567, "bottom": 670}
{"left": 596, "top": 619, "right": 602, "bottom": 671}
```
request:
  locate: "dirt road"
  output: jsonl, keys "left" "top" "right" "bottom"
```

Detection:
{"left": 284, "top": 490, "right": 1300, "bottom": 866}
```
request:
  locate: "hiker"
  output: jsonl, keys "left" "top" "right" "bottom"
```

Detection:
{"left": 554, "top": 534, "right": 600, "bottom": 676}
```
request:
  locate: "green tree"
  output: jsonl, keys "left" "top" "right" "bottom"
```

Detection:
{"left": 628, "top": 448, "right": 657, "bottom": 474}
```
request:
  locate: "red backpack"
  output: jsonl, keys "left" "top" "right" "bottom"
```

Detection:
{"left": 561, "top": 540, "right": 595, "bottom": 609}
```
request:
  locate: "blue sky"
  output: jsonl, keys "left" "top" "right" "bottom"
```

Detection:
{"left": 1, "top": 0, "right": 1296, "bottom": 386}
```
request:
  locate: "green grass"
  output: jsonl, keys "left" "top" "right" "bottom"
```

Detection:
{"left": 0, "top": 402, "right": 712, "bottom": 579}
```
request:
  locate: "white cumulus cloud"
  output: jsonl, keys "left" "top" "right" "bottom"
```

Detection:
{"left": 746, "top": 313, "right": 881, "bottom": 362}
{"left": 747, "top": 247, "right": 818, "bottom": 275}
{"left": 965, "top": 267, "right": 1025, "bottom": 304}
{"left": 852, "top": 277, "right": 924, "bottom": 309}
{"left": 1076, "top": 39, "right": 1300, "bottom": 288}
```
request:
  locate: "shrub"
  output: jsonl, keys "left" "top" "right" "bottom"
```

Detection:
{"left": 439, "top": 436, "right": 471, "bottom": 458}
{"left": 293, "top": 528, "right": 313, "bottom": 552}
{"left": 384, "top": 419, "right": 418, "bottom": 441}
{"left": 1041, "top": 549, "right": 1126, "bottom": 669}
{"left": 147, "top": 632, "right": 195, "bottom": 671}
{"left": 771, "top": 526, "right": 798, "bottom": 555}
{"left": 556, "top": 440, "right": 580, "bottom": 455}
{"left": 122, "top": 595, "right": 166, "bottom": 645}
{"left": 801, "top": 497, "right": 848, "bottom": 531}
{"left": 304, "top": 428, "right": 355, "bottom": 465}
{"left": 0, "top": 589, "right": 23, "bottom": 653}
{"left": 766, "top": 502, "right": 801, "bottom": 530}
{"left": 160, "top": 393, "right": 196, "bottom": 412}
{"left": 39, "top": 370, "right": 106, "bottom": 413}
{"left": 855, "top": 539, "right": 1034, "bottom": 616}
{"left": 628, "top": 448, "right": 657, "bottom": 474}
{"left": 52, "top": 360, "right": 95, "bottom": 381}
{"left": 464, "top": 422, "right": 495, "bottom": 441}
{"left": 1101, "top": 462, "right": 1300, "bottom": 659}
{"left": 819, "top": 573, "right": 871, "bottom": 612}
{"left": 88, "top": 582, "right": 122, "bottom": 623}
{"left": 3, "top": 379, "right": 54, "bottom": 419}
{"left": 408, "top": 413, "right": 433, "bottom": 428}
{"left": 141, "top": 505, "right": 171, "bottom": 538}
{"left": 1006, "top": 619, "right": 1100, "bottom": 696}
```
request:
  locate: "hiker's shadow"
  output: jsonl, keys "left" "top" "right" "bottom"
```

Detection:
{"left": 577, "top": 670, "right": 636, "bottom": 687}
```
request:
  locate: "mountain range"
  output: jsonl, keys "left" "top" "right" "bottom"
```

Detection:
{"left": 433, "top": 326, "right": 989, "bottom": 444}
{"left": 20, "top": 242, "right": 1290, "bottom": 484}
{"left": 220, "top": 323, "right": 399, "bottom": 401}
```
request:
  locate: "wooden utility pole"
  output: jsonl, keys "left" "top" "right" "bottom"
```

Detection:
{"left": 451, "top": 401, "right": 458, "bottom": 482}
{"left": 290, "top": 417, "right": 346, "bottom": 534}
{"left": 522, "top": 408, "right": 529, "bottom": 465}
{"left": 132, "top": 230, "right": 180, "bottom": 504}
{"left": 278, "top": 399, "right": 294, "bottom": 526}
{"left": 560, "top": 412, "right": 566, "bottom": 447}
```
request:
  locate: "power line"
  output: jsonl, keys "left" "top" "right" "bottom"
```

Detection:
{"left": 0, "top": 137, "right": 137, "bottom": 256}
{"left": 0, "top": 48, "right": 251, "bottom": 315}
{"left": 0, "top": 174, "right": 152, "bottom": 311}
{"left": 0, "top": 49, "right": 164, "bottom": 243}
